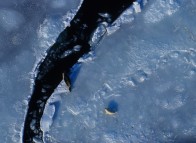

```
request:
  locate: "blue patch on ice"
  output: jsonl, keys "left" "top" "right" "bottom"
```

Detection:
{"left": 70, "top": 63, "right": 81, "bottom": 87}
{"left": 107, "top": 100, "right": 118, "bottom": 113}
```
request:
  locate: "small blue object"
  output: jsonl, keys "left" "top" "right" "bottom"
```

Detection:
{"left": 107, "top": 100, "right": 118, "bottom": 113}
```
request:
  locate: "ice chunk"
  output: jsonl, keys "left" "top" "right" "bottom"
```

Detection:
{"left": 61, "top": 50, "right": 73, "bottom": 58}
{"left": 73, "top": 45, "right": 82, "bottom": 52}
{"left": 30, "top": 119, "right": 36, "bottom": 131}
{"left": 41, "top": 104, "right": 55, "bottom": 132}
{"left": 78, "top": 51, "right": 95, "bottom": 63}
{"left": 91, "top": 24, "right": 107, "bottom": 44}
{"left": 98, "top": 13, "right": 112, "bottom": 23}
{"left": 33, "top": 137, "right": 43, "bottom": 143}
{"left": 133, "top": 2, "right": 142, "bottom": 13}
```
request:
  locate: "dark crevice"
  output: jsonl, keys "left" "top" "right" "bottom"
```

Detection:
{"left": 23, "top": 0, "right": 135, "bottom": 142}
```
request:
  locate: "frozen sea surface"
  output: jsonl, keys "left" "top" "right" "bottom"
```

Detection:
{"left": 0, "top": 0, "right": 196, "bottom": 143}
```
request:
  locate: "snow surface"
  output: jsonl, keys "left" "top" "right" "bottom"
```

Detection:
{"left": 0, "top": 0, "right": 196, "bottom": 143}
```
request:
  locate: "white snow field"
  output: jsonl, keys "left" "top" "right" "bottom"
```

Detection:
{"left": 0, "top": 0, "right": 196, "bottom": 142}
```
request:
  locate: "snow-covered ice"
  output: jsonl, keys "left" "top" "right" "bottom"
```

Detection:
{"left": 0, "top": 0, "right": 196, "bottom": 143}
{"left": 0, "top": 9, "right": 25, "bottom": 32}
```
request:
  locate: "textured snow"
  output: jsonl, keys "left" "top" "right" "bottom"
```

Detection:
{"left": 144, "top": 0, "right": 180, "bottom": 23}
{"left": 0, "top": 0, "right": 196, "bottom": 143}
{"left": 0, "top": 9, "right": 25, "bottom": 32}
